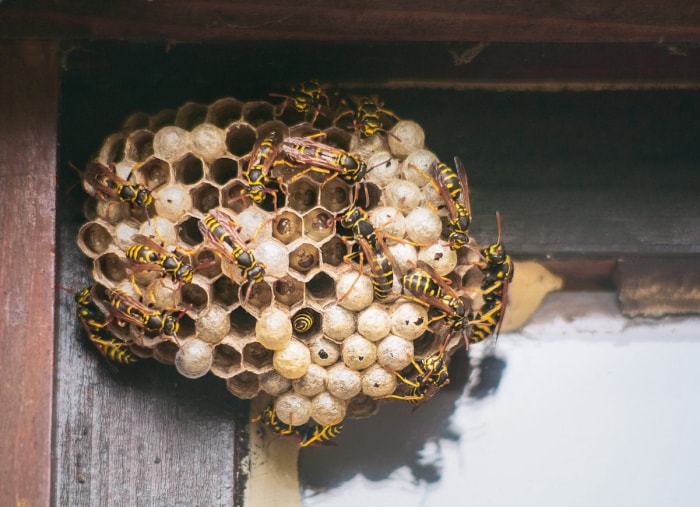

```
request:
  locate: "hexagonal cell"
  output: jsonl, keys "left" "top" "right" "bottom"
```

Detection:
{"left": 229, "top": 306, "right": 257, "bottom": 335}
{"left": 181, "top": 282, "right": 209, "bottom": 313}
{"left": 153, "top": 341, "right": 179, "bottom": 365}
{"left": 346, "top": 394, "right": 379, "bottom": 419}
{"left": 242, "top": 101, "right": 275, "bottom": 127}
{"left": 122, "top": 112, "right": 150, "bottom": 131}
{"left": 177, "top": 313, "right": 197, "bottom": 341}
{"left": 271, "top": 211, "right": 303, "bottom": 245}
{"left": 306, "top": 272, "right": 335, "bottom": 301}
{"left": 78, "top": 221, "right": 113, "bottom": 257}
{"left": 176, "top": 216, "right": 204, "bottom": 247}
{"left": 319, "top": 178, "right": 351, "bottom": 213}
{"left": 135, "top": 157, "right": 170, "bottom": 190}
{"left": 289, "top": 243, "right": 320, "bottom": 276}
{"left": 126, "top": 130, "right": 154, "bottom": 163}
{"left": 242, "top": 341, "right": 274, "bottom": 372}
{"left": 244, "top": 281, "right": 273, "bottom": 312}
{"left": 191, "top": 182, "right": 220, "bottom": 213}
{"left": 208, "top": 98, "right": 243, "bottom": 129}
{"left": 99, "top": 134, "right": 126, "bottom": 165}
{"left": 210, "top": 157, "right": 238, "bottom": 185}
{"left": 173, "top": 153, "right": 204, "bottom": 185}
{"left": 353, "top": 182, "right": 382, "bottom": 211}
{"left": 212, "top": 276, "right": 239, "bottom": 307}
{"left": 211, "top": 342, "right": 242, "bottom": 378}
{"left": 411, "top": 330, "right": 441, "bottom": 358}
{"left": 292, "top": 307, "right": 321, "bottom": 339}
{"left": 321, "top": 236, "right": 347, "bottom": 267}
{"left": 222, "top": 181, "right": 248, "bottom": 214}
{"left": 226, "top": 371, "right": 261, "bottom": 399}
{"left": 194, "top": 249, "right": 221, "bottom": 278}
{"left": 287, "top": 179, "right": 318, "bottom": 214}
{"left": 175, "top": 102, "right": 208, "bottom": 131}
{"left": 225, "top": 123, "right": 257, "bottom": 157}
{"left": 96, "top": 252, "right": 127, "bottom": 283}
{"left": 321, "top": 127, "right": 352, "bottom": 151}
{"left": 83, "top": 198, "right": 124, "bottom": 225}
{"left": 303, "top": 208, "right": 334, "bottom": 242}
{"left": 273, "top": 277, "right": 305, "bottom": 308}
{"left": 149, "top": 109, "right": 176, "bottom": 131}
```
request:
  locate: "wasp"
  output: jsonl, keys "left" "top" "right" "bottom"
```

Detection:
{"left": 72, "top": 161, "right": 154, "bottom": 212}
{"left": 198, "top": 209, "right": 266, "bottom": 302}
{"left": 385, "top": 353, "right": 450, "bottom": 405}
{"left": 431, "top": 157, "right": 472, "bottom": 250}
{"left": 106, "top": 288, "right": 181, "bottom": 343}
{"left": 292, "top": 309, "right": 315, "bottom": 334}
{"left": 270, "top": 80, "right": 331, "bottom": 124}
{"left": 236, "top": 129, "right": 286, "bottom": 209}
{"left": 126, "top": 234, "right": 195, "bottom": 285}
{"left": 280, "top": 135, "right": 368, "bottom": 188}
{"left": 335, "top": 95, "right": 400, "bottom": 138}
{"left": 299, "top": 422, "right": 344, "bottom": 448}
{"left": 469, "top": 299, "right": 505, "bottom": 344}
{"left": 252, "top": 404, "right": 343, "bottom": 447}
{"left": 401, "top": 261, "right": 470, "bottom": 347}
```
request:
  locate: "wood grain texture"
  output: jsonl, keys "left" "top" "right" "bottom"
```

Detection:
{"left": 2, "top": 0, "right": 700, "bottom": 42}
{"left": 0, "top": 40, "right": 59, "bottom": 507}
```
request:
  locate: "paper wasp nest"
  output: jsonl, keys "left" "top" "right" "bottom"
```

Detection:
{"left": 76, "top": 93, "right": 489, "bottom": 430}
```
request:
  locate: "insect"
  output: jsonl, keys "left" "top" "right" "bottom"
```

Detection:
{"left": 251, "top": 404, "right": 343, "bottom": 447}
{"left": 270, "top": 80, "right": 330, "bottom": 124}
{"left": 468, "top": 299, "right": 504, "bottom": 344}
{"left": 106, "top": 288, "right": 182, "bottom": 343}
{"left": 385, "top": 353, "right": 450, "bottom": 405}
{"left": 335, "top": 95, "right": 400, "bottom": 138}
{"left": 236, "top": 129, "right": 286, "bottom": 209}
{"left": 72, "top": 161, "right": 154, "bottom": 211}
{"left": 126, "top": 234, "right": 195, "bottom": 285}
{"left": 198, "top": 209, "right": 266, "bottom": 302}
{"left": 299, "top": 422, "right": 344, "bottom": 448}
{"left": 401, "top": 261, "right": 470, "bottom": 347}
{"left": 280, "top": 135, "right": 368, "bottom": 188}
{"left": 292, "top": 309, "right": 315, "bottom": 334}
{"left": 431, "top": 157, "right": 472, "bottom": 250}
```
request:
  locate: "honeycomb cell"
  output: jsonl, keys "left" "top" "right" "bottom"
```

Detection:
{"left": 194, "top": 249, "right": 221, "bottom": 279}
{"left": 357, "top": 305, "right": 391, "bottom": 342}
{"left": 326, "top": 364, "right": 362, "bottom": 401}
{"left": 418, "top": 243, "right": 458, "bottom": 277}
{"left": 319, "top": 178, "right": 351, "bottom": 213}
{"left": 191, "top": 123, "right": 226, "bottom": 161}
{"left": 138, "top": 216, "right": 177, "bottom": 246}
{"left": 273, "top": 277, "right": 305, "bottom": 308}
{"left": 210, "top": 157, "right": 238, "bottom": 185}
{"left": 346, "top": 394, "right": 379, "bottom": 419}
{"left": 385, "top": 180, "right": 422, "bottom": 213}
{"left": 211, "top": 342, "right": 242, "bottom": 377}
{"left": 275, "top": 392, "right": 311, "bottom": 426}
{"left": 242, "top": 101, "right": 275, "bottom": 127}
{"left": 208, "top": 98, "right": 243, "bottom": 129}
{"left": 229, "top": 306, "right": 257, "bottom": 335}
{"left": 191, "top": 182, "right": 220, "bottom": 213}
{"left": 369, "top": 206, "right": 406, "bottom": 243}
{"left": 78, "top": 221, "right": 112, "bottom": 257}
{"left": 227, "top": 371, "right": 261, "bottom": 399}
{"left": 126, "top": 130, "right": 155, "bottom": 163}
{"left": 175, "top": 102, "right": 208, "bottom": 131}
{"left": 306, "top": 272, "right": 335, "bottom": 301}
{"left": 176, "top": 216, "right": 204, "bottom": 247}
{"left": 289, "top": 243, "right": 320, "bottom": 276}
{"left": 287, "top": 179, "right": 318, "bottom": 213}
{"left": 245, "top": 281, "right": 273, "bottom": 312}
{"left": 273, "top": 338, "right": 311, "bottom": 379}
{"left": 335, "top": 272, "right": 374, "bottom": 312}
{"left": 377, "top": 334, "right": 413, "bottom": 371}
{"left": 366, "top": 151, "right": 399, "bottom": 185}
{"left": 123, "top": 112, "right": 150, "bottom": 131}
{"left": 153, "top": 341, "right": 179, "bottom": 365}
{"left": 321, "top": 304, "right": 356, "bottom": 342}
{"left": 272, "top": 211, "right": 303, "bottom": 245}
{"left": 99, "top": 134, "right": 126, "bottom": 165}
{"left": 293, "top": 364, "right": 327, "bottom": 397}
{"left": 112, "top": 222, "right": 140, "bottom": 251}
{"left": 400, "top": 149, "right": 438, "bottom": 188}
{"left": 236, "top": 207, "right": 272, "bottom": 243}
{"left": 154, "top": 184, "right": 194, "bottom": 223}
{"left": 149, "top": 277, "right": 183, "bottom": 310}
{"left": 255, "top": 306, "right": 292, "bottom": 350}
{"left": 303, "top": 208, "right": 334, "bottom": 242}
{"left": 292, "top": 307, "right": 321, "bottom": 339}
{"left": 149, "top": 109, "right": 176, "bottom": 131}
{"left": 86, "top": 198, "right": 124, "bottom": 225}
{"left": 310, "top": 392, "right": 346, "bottom": 426}
{"left": 405, "top": 207, "right": 443, "bottom": 245}
{"left": 225, "top": 123, "right": 257, "bottom": 157}
{"left": 173, "top": 154, "right": 204, "bottom": 185}
{"left": 96, "top": 252, "right": 127, "bottom": 283}
{"left": 222, "top": 182, "right": 248, "bottom": 214}
{"left": 320, "top": 236, "right": 347, "bottom": 267}
{"left": 174, "top": 338, "right": 213, "bottom": 379}
{"left": 242, "top": 341, "right": 274, "bottom": 372}
{"left": 388, "top": 242, "right": 418, "bottom": 275}
{"left": 390, "top": 302, "right": 429, "bottom": 340}
{"left": 196, "top": 305, "right": 231, "bottom": 344}
{"left": 349, "top": 131, "right": 390, "bottom": 159}
{"left": 361, "top": 364, "right": 398, "bottom": 398}
{"left": 153, "top": 126, "right": 190, "bottom": 161}
{"left": 212, "top": 276, "right": 238, "bottom": 307}
{"left": 260, "top": 370, "right": 292, "bottom": 397}
{"left": 342, "top": 334, "right": 377, "bottom": 370}
{"left": 320, "top": 127, "right": 351, "bottom": 151}
{"left": 388, "top": 120, "right": 425, "bottom": 158}
{"left": 308, "top": 336, "right": 340, "bottom": 367}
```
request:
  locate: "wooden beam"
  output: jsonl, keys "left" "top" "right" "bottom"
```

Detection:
{"left": 0, "top": 39, "right": 59, "bottom": 507}
{"left": 2, "top": 1, "right": 700, "bottom": 42}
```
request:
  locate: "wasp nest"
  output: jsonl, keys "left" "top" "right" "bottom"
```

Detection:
{"left": 75, "top": 88, "right": 502, "bottom": 438}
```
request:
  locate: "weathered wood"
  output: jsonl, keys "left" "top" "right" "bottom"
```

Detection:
{"left": 2, "top": 1, "right": 700, "bottom": 42}
{"left": 0, "top": 40, "right": 59, "bottom": 507}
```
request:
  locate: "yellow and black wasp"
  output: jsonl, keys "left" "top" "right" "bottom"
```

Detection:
{"left": 431, "top": 157, "right": 472, "bottom": 250}
{"left": 252, "top": 404, "right": 343, "bottom": 448}
{"left": 106, "top": 288, "right": 182, "bottom": 344}
{"left": 72, "top": 161, "right": 155, "bottom": 215}
{"left": 335, "top": 95, "right": 400, "bottom": 138}
{"left": 385, "top": 352, "right": 450, "bottom": 405}
{"left": 198, "top": 209, "right": 266, "bottom": 303}
{"left": 235, "top": 129, "right": 286, "bottom": 210}
{"left": 270, "top": 80, "right": 331, "bottom": 124}
{"left": 292, "top": 308, "right": 316, "bottom": 335}
{"left": 126, "top": 234, "right": 195, "bottom": 285}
